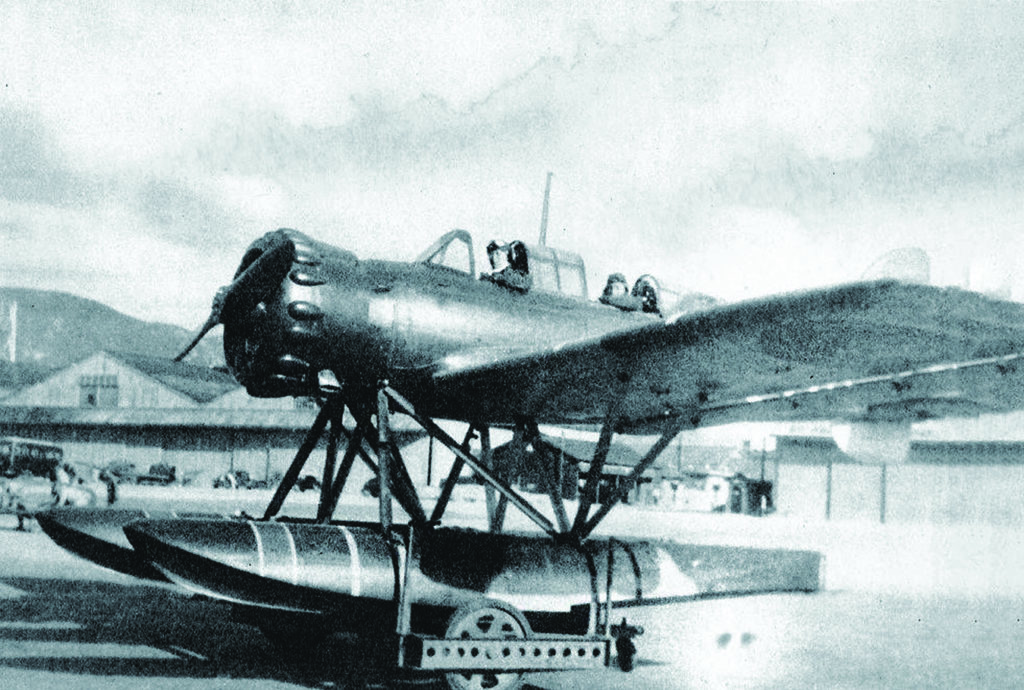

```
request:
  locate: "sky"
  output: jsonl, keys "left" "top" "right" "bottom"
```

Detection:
{"left": 3, "top": 1, "right": 1024, "bottom": 328}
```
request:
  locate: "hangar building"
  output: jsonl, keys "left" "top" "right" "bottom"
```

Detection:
{"left": 0, "top": 350, "right": 417, "bottom": 487}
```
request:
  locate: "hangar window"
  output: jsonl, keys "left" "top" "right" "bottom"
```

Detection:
{"left": 79, "top": 374, "right": 119, "bottom": 408}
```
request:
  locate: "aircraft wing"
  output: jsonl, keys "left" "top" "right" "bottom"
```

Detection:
{"left": 429, "top": 280, "right": 1024, "bottom": 431}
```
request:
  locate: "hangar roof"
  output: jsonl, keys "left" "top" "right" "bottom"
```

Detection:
{"left": 106, "top": 350, "right": 239, "bottom": 403}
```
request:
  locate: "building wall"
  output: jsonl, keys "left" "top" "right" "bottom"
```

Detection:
{"left": 775, "top": 438, "right": 1024, "bottom": 526}
{"left": 160, "top": 428, "right": 230, "bottom": 480}
{"left": 775, "top": 465, "right": 828, "bottom": 520}
{"left": 209, "top": 387, "right": 307, "bottom": 410}
{"left": 0, "top": 419, "right": 319, "bottom": 483}
{"left": 830, "top": 464, "right": 884, "bottom": 522}
{"left": 68, "top": 426, "right": 134, "bottom": 467}
{"left": 124, "top": 428, "right": 166, "bottom": 470}
{"left": 227, "top": 429, "right": 273, "bottom": 478}
{"left": 886, "top": 464, "right": 1024, "bottom": 526}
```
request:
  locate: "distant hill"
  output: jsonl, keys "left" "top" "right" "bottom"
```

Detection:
{"left": 0, "top": 359, "right": 56, "bottom": 390}
{"left": 0, "top": 287, "right": 225, "bottom": 385}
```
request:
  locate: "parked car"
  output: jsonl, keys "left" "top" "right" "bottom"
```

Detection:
{"left": 136, "top": 462, "right": 177, "bottom": 485}
{"left": 213, "top": 470, "right": 252, "bottom": 489}
{"left": 100, "top": 461, "right": 139, "bottom": 484}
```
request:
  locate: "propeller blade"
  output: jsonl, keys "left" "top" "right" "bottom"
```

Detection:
{"left": 219, "top": 239, "right": 294, "bottom": 324}
{"left": 173, "top": 315, "right": 220, "bottom": 362}
{"left": 173, "top": 286, "right": 228, "bottom": 362}
{"left": 173, "top": 235, "right": 294, "bottom": 362}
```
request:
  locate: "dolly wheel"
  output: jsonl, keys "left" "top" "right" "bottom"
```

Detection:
{"left": 444, "top": 600, "right": 529, "bottom": 690}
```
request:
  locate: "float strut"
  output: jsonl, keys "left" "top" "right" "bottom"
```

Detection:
{"left": 377, "top": 384, "right": 394, "bottom": 532}
{"left": 317, "top": 422, "right": 363, "bottom": 523}
{"left": 263, "top": 402, "right": 333, "bottom": 520}
{"left": 521, "top": 422, "right": 570, "bottom": 533}
{"left": 316, "top": 415, "right": 342, "bottom": 523}
{"left": 429, "top": 426, "right": 474, "bottom": 524}
{"left": 384, "top": 386, "right": 559, "bottom": 538}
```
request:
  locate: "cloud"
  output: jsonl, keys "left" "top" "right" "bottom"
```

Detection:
{"left": 339, "top": 91, "right": 560, "bottom": 173}
{"left": 0, "top": 109, "right": 98, "bottom": 206}
{"left": 0, "top": 197, "right": 233, "bottom": 326}
{"left": 133, "top": 177, "right": 240, "bottom": 249}
{"left": 4, "top": 1, "right": 1024, "bottom": 324}
{"left": 184, "top": 107, "right": 346, "bottom": 179}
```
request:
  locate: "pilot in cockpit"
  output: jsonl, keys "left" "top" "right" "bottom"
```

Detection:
{"left": 482, "top": 239, "right": 532, "bottom": 293}
{"left": 600, "top": 273, "right": 629, "bottom": 302}
{"left": 600, "top": 272, "right": 640, "bottom": 311}
{"left": 487, "top": 240, "right": 508, "bottom": 272}
{"left": 599, "top": 272, "right": 661, "bottom": 314}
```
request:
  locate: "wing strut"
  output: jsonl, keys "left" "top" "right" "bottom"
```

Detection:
{"left": 578, "top": 417, "right": 688, "bottom": 540}
{"left": 571, "top": 375, "right": 631, "bottom": 535}
{"left": 521, "top": 421, "right": 571, "bottom": 533}
{"left": 571, "top": 421, "right": 615, "bottom": 531}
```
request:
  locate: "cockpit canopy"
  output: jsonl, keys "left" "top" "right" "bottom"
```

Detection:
{"left": 416, "top": 229, "right": 476, "bottom": 276}
{"left": 418, "top": 230, "right": 589, "bottom": 300}
{"left": 524, "top": 243, "right": 587, "bottom": 299}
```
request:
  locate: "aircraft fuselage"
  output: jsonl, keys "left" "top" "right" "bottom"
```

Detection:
{"left": 223, "top": 229, "right": 658, "bottom": 424}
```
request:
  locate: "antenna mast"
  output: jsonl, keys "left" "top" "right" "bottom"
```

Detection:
{"left": 538, "top": 172, "right": 553, "bottom": 246}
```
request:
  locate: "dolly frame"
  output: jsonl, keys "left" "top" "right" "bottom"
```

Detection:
{"left": 256, "top": 377, "right": 670, "bottom": 681}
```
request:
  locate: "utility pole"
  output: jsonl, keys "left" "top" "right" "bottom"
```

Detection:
{"left": 7, "top": 300, "right": 16, "bottom": 363}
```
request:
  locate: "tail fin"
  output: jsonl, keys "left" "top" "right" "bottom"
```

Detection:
{"left": 861, "top": 247, "right": 930, "bottom": 284}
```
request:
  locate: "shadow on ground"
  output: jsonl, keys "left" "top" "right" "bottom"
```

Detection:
{"left": 0, "top": 575, "right": 476, "bottom": 688}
